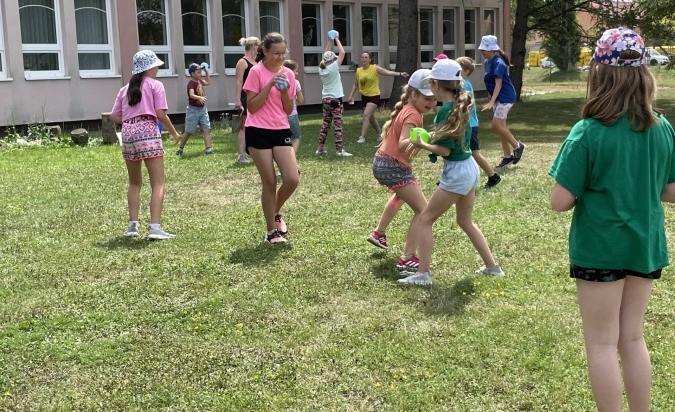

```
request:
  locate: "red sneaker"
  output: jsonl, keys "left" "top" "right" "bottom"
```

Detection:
{"left": 367, "top": 230, "right": 388, "bottom": 250}
{"left": 396, "top": 255, "right": 420, "bottom": 270}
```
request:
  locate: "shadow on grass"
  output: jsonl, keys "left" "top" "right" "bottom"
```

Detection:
{"left": 229, "top": 241, "right": 290, "bottom": 266}
{"left": 407, "top": 276, "right": 478, "bottom": 317}
{"left": 369, "top": 254, "right": 400, "bottom": 281}
{"left": 97, "top": 236, "right": 151, "bottom": 250}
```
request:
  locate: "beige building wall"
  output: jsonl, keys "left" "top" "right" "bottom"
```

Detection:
{"left": 0, "top": 0, "right": 507, "bottom": 127}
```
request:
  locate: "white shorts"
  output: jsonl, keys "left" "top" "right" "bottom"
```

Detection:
{"left": 438, "top": 157, "right": 479, "bottom": 195}
{"left": 493, "top": 102, "right": 514, "bottom": 120}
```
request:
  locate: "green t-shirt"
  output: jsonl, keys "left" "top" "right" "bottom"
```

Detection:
{"left": 548, "top": 114, "right": 675, "bottom": 273}
{"left": 432, "top": 102, "right": 472, "bottom": 162}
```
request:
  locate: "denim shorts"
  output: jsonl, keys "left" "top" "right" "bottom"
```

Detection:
{"left": 570, "top": 265, "right": 662, "bottom": 282}
{"left": 372, "top": 153, "right": 417, "bottom": 189}
{"left": 288, "top": 114, "right": 301, "bottom": 141}
{"left": 185, "top": 105, "right": 211, "bottom": 134}
{"left": 438, "top": 157, "right": 479, "bottom": 195}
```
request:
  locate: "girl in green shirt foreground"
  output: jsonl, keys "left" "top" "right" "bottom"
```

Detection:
{"left": 549, "top": 28, "right": 675, "bottom": 412}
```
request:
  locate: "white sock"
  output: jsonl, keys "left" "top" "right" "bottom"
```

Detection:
{"left": 150, "top": 223, "right": 160, "bottom": 230}
{"left": 129, "top": 220, "right": 139, "bottom": 227}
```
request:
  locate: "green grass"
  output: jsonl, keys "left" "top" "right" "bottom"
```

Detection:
{"left": 2, "top": 83, "right": 675, "bottom": 411}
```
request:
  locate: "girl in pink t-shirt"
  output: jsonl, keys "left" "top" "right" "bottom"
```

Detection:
{"left": 242, "top": 32, "right": 298, "bottom": 244}
{"left": 110, "top": 50, "right": 180, "bottom": 240}
{"left": 368, "top": 69, "right": 437, "bottom": 271}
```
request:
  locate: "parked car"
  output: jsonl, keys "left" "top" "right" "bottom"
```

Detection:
{"left": 540, "top": 57, "right": 555, "bottom": 68}
{"left": 646, "top": 48, "right": 670, "bottom": 66}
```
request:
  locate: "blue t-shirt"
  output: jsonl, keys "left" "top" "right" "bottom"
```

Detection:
{"left": 464, "top": 78, "right": 479, "bottom": 128}
{"left": 483, "top": 55, "right": 516, "bottom": 104}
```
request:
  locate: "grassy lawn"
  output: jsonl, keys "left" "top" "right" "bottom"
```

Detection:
{"left": 1, "top": 71, "right": 675, "bottom": 411}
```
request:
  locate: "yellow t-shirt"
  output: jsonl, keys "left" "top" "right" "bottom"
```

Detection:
{"left": 356, "top": 64, "right": 380, "bottom": 97}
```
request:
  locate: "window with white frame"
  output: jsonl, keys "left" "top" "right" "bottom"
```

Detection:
{"left": 301, "top": 3, "right": 322, "bottom": 68}
{"left": 19, "top": 0, "right": 64, "bottom": 77}
{"left": 75, "top": 0, "right": 114, "bottom": 76}
{"left": 223, "top": 0, "right": 247, "bottom": 72}
{"left": 387, "top": 6, "right": 397, "bottom": 69}
{"left": 442, "top": 8, "right": 456, "bottom": 59}
{"left": 137, "top": 0, "right": 171, "bottom": 75}
{"left": 182, "top": 0, "right": 211, "bottom": 73}
{"left": 419, "top": 8, "right": 434, "bottom": 67}
{"left": 0, "top": 2, "right": 5, "bottom": 77}
{"left": 361, "top": 5, "right": 379, "bottom": 68}
{"left": 333, "top": 4, "right": 352, "bottom": 68}
{"left": 464, "top": 9, "right": 478, "bottom": 60}
{"left": 260, "top": 1, "right": 282, "bottom": 38}
{"left": 483, "top": 10, "right": 496, "bottom": 36}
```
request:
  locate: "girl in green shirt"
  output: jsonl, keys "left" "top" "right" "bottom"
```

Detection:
{"left": 549, "top": 28, "right": 675, "bottom": 411}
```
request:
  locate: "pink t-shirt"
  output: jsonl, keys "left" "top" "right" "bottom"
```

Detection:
{"left": 377, "top": 103, "right": 423, "bottom": 166}
{"left": 243, "top": 64, "right": 296, "bottom": 130}
{"left": 111, "top": 77, "right": 169, "bottom": 122}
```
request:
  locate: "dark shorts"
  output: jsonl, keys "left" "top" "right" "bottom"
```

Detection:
{"left": 245, "top": 126, "right": 292, "bottom": 154}
{"left": 362, "top": 95, "right": 381, "bottom": 109}
{"left": 570, "top": 265, "right": 662, "bottom": 282}
{"left": 470, "top": 127, "right": 480, "bottom": 151}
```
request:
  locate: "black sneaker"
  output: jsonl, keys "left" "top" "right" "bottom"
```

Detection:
{"left": 264, "top": 229, "right": 288, "bottom": 244}
{"left": 496, "top": 156, "right": 514, "bottom": 168}
{"left": 512, "top": 143, "right": 526, "bottom": 164}
{"left": 484, "top": 173, "right": 501, "bottom": 189}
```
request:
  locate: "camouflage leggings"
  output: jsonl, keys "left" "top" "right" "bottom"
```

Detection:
{"left": 318, "top": 98, "right": 343, "bottom": 151}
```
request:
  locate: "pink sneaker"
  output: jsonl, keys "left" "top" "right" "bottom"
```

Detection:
{"left": 275, "top": 213, "right": 287, "bottom": 236}
{"left": 367, "top": 230, "right": 388, "bottom": 250}
{"left": 396, "top": 254, "right": 420, "bottom": 270}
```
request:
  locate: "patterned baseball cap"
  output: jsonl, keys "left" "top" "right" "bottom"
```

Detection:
{"left": 188, "top": 63, "right": 201, "bottom": 74}
{"left": 323, "top": 51, "right": 337, "bottom": 61}
{"left": 593, "top": 27, "right": 645, "bottom": 67}
{"left": 132, "top": 50, "right": 164, "bottom": 75}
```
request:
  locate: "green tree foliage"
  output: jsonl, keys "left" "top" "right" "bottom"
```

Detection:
{"left": 541, "top": 12, "right": 583, "bottom": 72}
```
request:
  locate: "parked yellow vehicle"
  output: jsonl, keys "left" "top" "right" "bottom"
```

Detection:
{"left": 528, "top": 47, "right": 593, "bottom": 68}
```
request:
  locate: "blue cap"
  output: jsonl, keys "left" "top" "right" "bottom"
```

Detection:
{"left": 188, "top": 63, "right": 201, "bottom": 74}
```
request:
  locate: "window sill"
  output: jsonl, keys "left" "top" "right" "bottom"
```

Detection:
{"left": 157, "top": 74, "right": 179, "bottom": 78}
{"left": 304, "top": 67, "right": 319, "bottom": 74}
{"left": 0, "top": 77, "right": 12, "bottom": 82}
{"left": 80, "top": 74, "right": 122, "bottom": 79}
{"left": 25, "top": 75, "right": 72, "bottom": 81}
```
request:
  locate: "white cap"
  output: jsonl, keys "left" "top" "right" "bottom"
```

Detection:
{"left": 323, "top": 51, "right": 337, "bottom": 61}
{"left": 478, "top": 35, "right": 500, "bottom": 51}
{"left": 426, "top": 59, "right": 463, "bottom": 81}
{"left": 407, "top": 69, "right": 433, "bottom": 96}
{"left": 132, "top": 50, "right": 164, "bottom": 75}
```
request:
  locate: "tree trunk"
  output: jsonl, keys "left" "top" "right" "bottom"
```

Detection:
{"left": 511, "top": 0, "right": 530, "bottom": 101}
{"left": 387, "top": 0, "right": 419, "bottom": 109}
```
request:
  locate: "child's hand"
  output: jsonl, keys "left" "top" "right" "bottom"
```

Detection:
{"left": 269, "top": 73, "right": 288, "bottom": 88}
{"left": 171, "top": 131, "right": 180, "bottom": 144}
{"left": 482, "top": 101, "right": 494, "bottom": 111}
{"left": 348, "top": 97, "right": 354, "bottom": 105}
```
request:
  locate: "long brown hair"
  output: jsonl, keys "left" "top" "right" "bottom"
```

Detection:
{"left": 381, "top": 85, "right": 414, "bottom": 138}
{"left": 583, "top": 50, "right": 659, "bottom": 131}
{"left": 430, "top": 79, "right": 472, "bottom": 149}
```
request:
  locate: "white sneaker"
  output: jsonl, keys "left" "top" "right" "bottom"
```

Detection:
{"left": 397, "top": 271, "right": 432, "bottom": 286}
{"left": 237, "top": 154, "right": 250, "bottom": 164}
{"left": 336, "top": 150, "right": 353, "bottom": 157}
{"left": 357, "top": 137, "right": 366, "bottom": 143}
{"left": 315, "top": 149, "right": 327, "bottom": 156}
{"left": 123, "top": 224, "right": 139, "bottom": 237}
{"left": 477, "top": 264, "right": 505, "bottom": 277}
{"left": 147, "top": 227, "right": 176, "bottom": 240}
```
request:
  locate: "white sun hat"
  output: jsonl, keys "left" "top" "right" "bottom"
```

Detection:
{"left": 132, "top": 50, "right": 164, "bottom": 75}
{"left": 478, "top": 35, "right": 500, "bottom": 51}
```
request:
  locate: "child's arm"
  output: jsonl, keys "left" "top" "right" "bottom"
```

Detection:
{"left": 188, "top": 88, "right": 206, "bottom": 104}
{"left": 335, "top": 37, "right": 346, "bottom": 66}
{"left": 550, "top": 182, "right": 577, "bottom": 212}
{"left": 109, "top": 114, "right": 122, "bottom": 123}
{"left": 410, "top": 134, "right": 451, "bottom": 157}
{"left": 483, "top": 78, "right": 501, "bottom": 110}
{"left": 661, "top": 182, "right": 675, "bottom": 202}
{"left": 202, "top": 70, "right": 210, "bottom": 86}
{"left": 397, "top": 123, "right": 414, "bottom": 152}
{"left": 156, "top": 109, "right": 180, "bottom": 142}
{"left": 296, "top": 87, "right": 305, "bottom": 105}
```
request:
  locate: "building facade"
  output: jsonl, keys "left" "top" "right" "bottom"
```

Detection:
{"left": 0, "top": 0, "right": 508, "bottom": 127}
